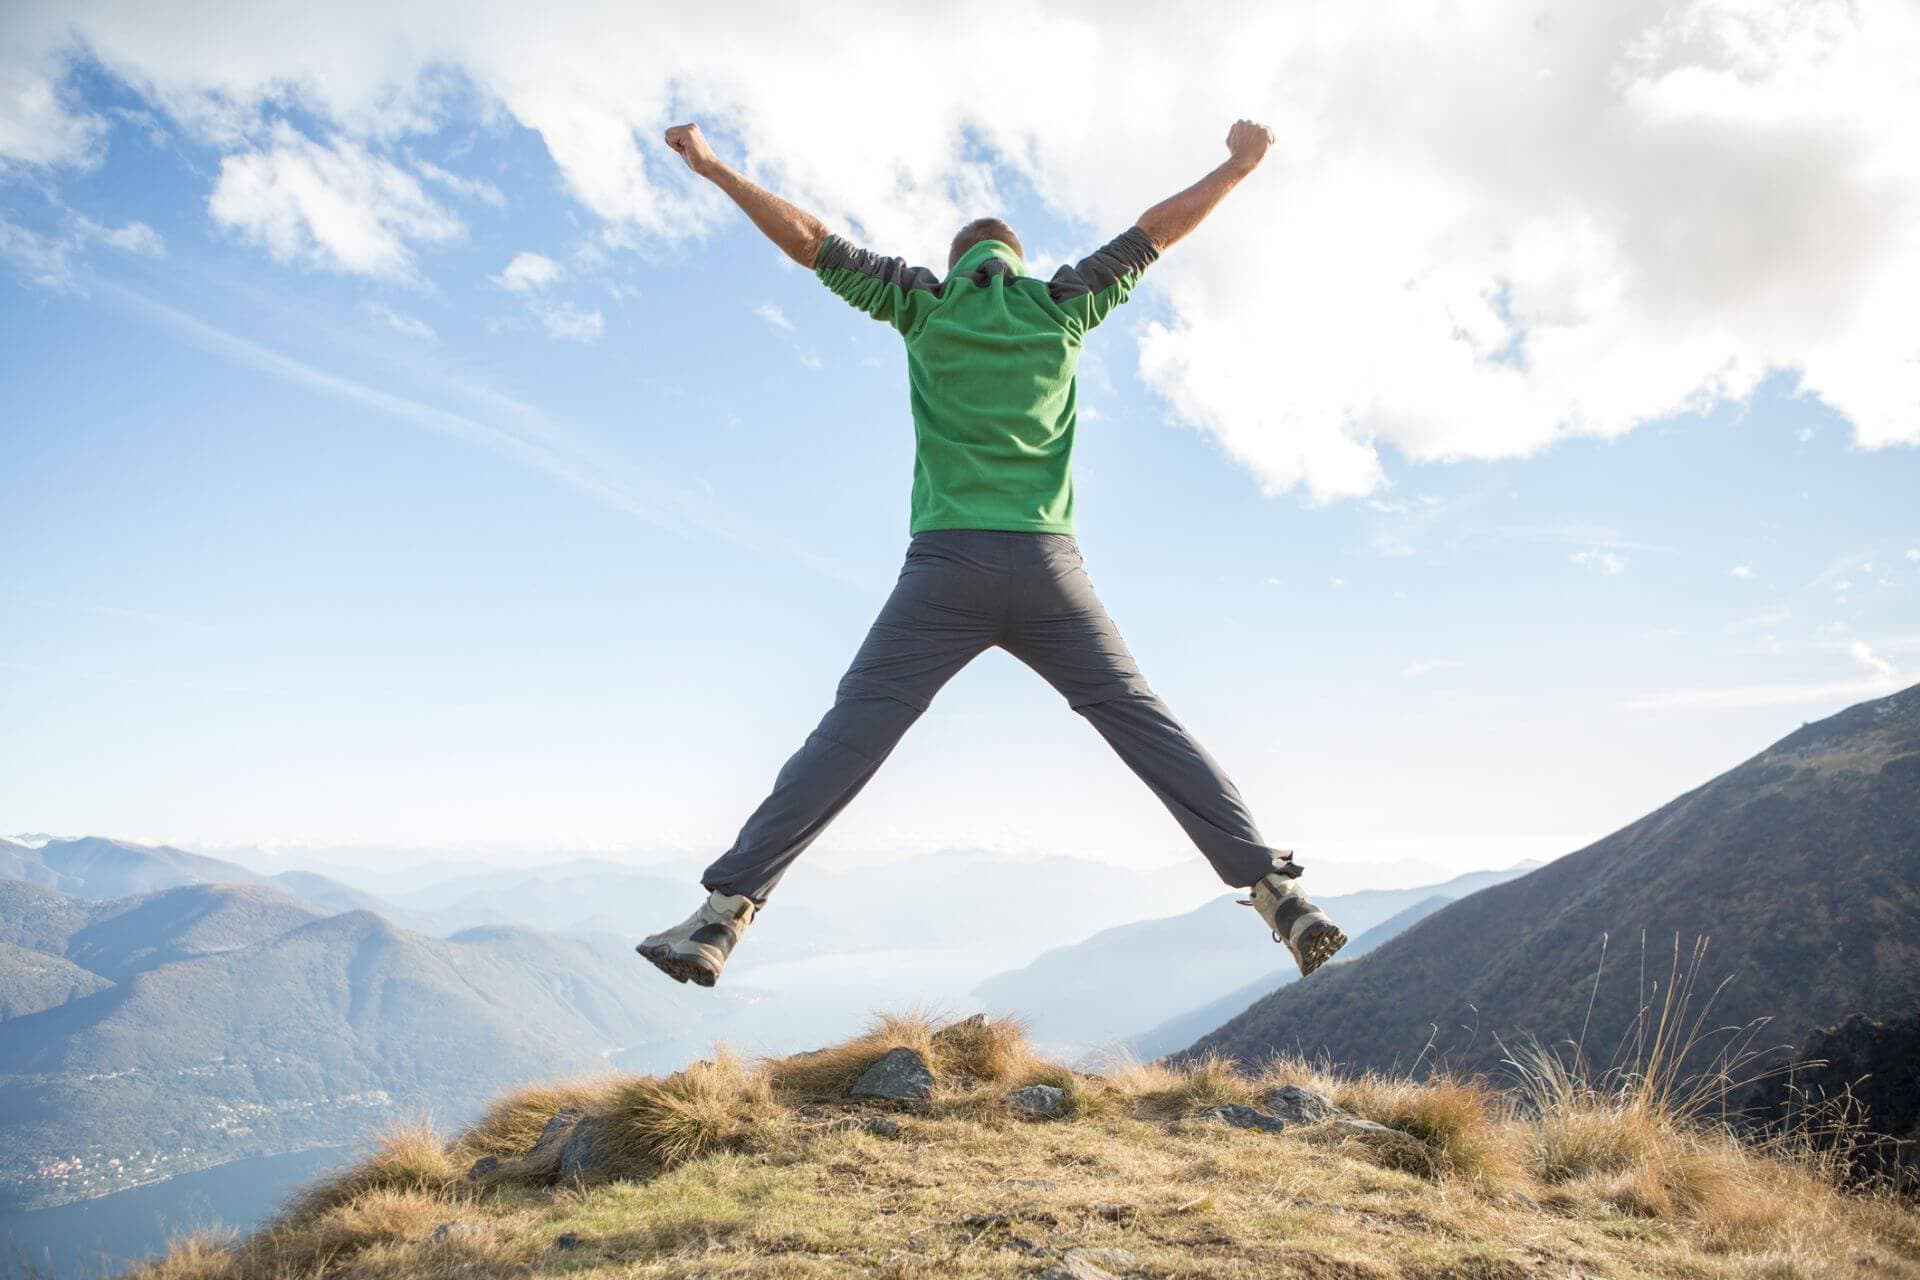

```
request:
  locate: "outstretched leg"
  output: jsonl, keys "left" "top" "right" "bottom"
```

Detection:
{"left": 699, "top": 534, "right": 1001, "bottom": 905}
{"left": 1001, "top": 537, "right": 1293, "bottom": 888}
{"left": 1002, "top": 535, "right": 1346, "bottom": 974}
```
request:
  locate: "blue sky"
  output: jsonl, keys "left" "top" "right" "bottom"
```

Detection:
{"left": 3, "top": 4, "right": 1917, "bottom": 886}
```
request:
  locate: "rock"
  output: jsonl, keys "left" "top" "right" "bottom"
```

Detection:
{"left": 1198, "top": 1104, "right": 1287, "bottom": 1134}
{"left": 1264, "top": 1084, "right": 1340, "bottom": 1125}
{"left": 860, "top": 1115, "right": 903, "bottom": 1138}
{"left": 934, "top": 1012, "right": 988, "bottom": 1040}
{"left": 1329, "top": 1115, "right": 1397, "bottom": 1139}
{"left": 558, "top": 1113, "right": 617, "bottom": 1178}
{"left": 529, "top": 1107, "right": 582, "bottom": 1156}
{"left": 1042, "top": 1246, "right": 1139, "bottom": 1279}
{"left": 850, "top": 1047, "right": 935, "bottom": 1103}
{"left": 430, "top": 1221, "right": 483, "bottom": 1244}
{"left": 553, "top": 1232, "right": 585, "bottom": 1252}
{"left": 1004, "top": 1084, "right": 1069, "bottom": 1118}
{"left": 1093, "top": 1202, "right": 1135, "bottom": 1221}
{"left": 465, "top": 1155, "right": 501, "bottom": 1180}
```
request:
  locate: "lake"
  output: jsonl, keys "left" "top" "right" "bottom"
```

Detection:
{"left": 1, "top": 1147, "right": 357, "bottom": 1278}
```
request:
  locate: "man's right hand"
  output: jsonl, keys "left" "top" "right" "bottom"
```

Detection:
{"left": 664, "top": 122, "right": 721, "bottom": 177}
{"left": 1224, "top": 119, "right": 1274, "bottom": 174}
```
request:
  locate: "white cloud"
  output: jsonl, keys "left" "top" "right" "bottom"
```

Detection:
{"left": 1850, "top": 640, "right": 1894, "bottom": 681}
{"left": 5, "top": 0, "right": 1919, "bottom": 496}
{"left": 1402, "top": 658, "right": 1462, "bottom": 677}
{"left": 0, "top": 212, "right": 165, "bottom": 289}
{"left": 1907, "top": 548, "right": 1919, "bottom": 561}
{"left": 530, "top": 299, "right": 603, "bottom": 343}
{"left": 753, "top": 301, "right": 791, "bottom": 330}
{"left": 1572, "top": 548, "right": 1628, "bottom": 575}
{"left": 1730, "top": 565, "right": 1753, "bottom": 578}
{"left": 208, "top": 124, "right": 460, "bottom": 278}
{"left": 412, "top": 157, "right": 505, "bottom": 207}
{"left": 495, "top": 250, "right": 563, "bottom": 293}
{"left": 77, "top": 217, "right": 164, "bottom": 255}
{"left": 363, "top": 300, "right": 435, "bottom": 340}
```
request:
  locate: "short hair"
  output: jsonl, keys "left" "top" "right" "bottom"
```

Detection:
{"left": 949, "top": 217, "right": 1023, "bottom": 270}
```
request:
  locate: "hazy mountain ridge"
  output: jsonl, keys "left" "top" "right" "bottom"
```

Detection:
{"left": 974, "top": 863, "right": 1540, "bottom": 1055}
{"left": 1, "top": 836, "right": 383, "bottom": 917}
{"left": 1186, "top": 683, "right": 1920, "bottom": 1075}
{"left": 0, "top": 878, "right": 711, "bottom": 1211}
{"left": 1122, "top": 893, "right": 1455, "bottom": 1061}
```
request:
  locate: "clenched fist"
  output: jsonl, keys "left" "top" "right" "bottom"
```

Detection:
{"left": 664, "top": 122, "right": 720, "bottom": 177}
{"left": 1225, "top": 119, "right": 1274, "bottom": 174}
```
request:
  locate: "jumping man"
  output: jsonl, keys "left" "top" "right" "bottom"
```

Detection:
{"left": 638, "top": 119, "right": 1347, "bottom": 988}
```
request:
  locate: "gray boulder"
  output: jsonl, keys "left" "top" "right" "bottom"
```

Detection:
{"left": 1264, "top": 1084, "right": 1340, "bottom": 1125}
{"left": 1004, "top": 1084, "right": 1069, "bottom": 1118}
{"left": 1197, "top": 1104, "right": 1287, "bottom": 1134}
{"left": 850, "top": 1047, "right": 935, "bottom": 1103}
{"left": 430, "top": 1221, "right": 484, "bottom": 1244}
{"left": 464, "top": 1155, "right": 501, "bottom": 1180}
{"left": 558, "top": 1113, "right": 618, "bottom": 1178}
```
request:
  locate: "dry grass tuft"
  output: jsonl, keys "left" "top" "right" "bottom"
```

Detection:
{"left": 249, "top": 1188, "right": 458, "bottom": 1278}
{"left": 596, "top": 1049, "right": 784, "bottom": 1172}
{"left": 762, "top": 1010, "right": 941, "bottom": 1098}
{"left": 451, "top": 1079, "right": 613, "bottom": 1164}
{"left": 1107, "top": 1052, "right": 1258, "bottom": 1119}
{"left": 926, "top": 1012, "right": 1064, "bottom": 1087}
{"left": 1330, "top": 1074, "right": 1516, "bottom": 1181}
{"left": 282, "top": 1123, "right": 461, "bottom": 1223}
{"left": 132, "top": 1233, "right": 242, "bottom": 1280}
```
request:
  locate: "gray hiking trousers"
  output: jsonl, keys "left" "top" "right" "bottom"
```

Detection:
{"left": 702, "top": 530, "right": 1299, "bottom": 903}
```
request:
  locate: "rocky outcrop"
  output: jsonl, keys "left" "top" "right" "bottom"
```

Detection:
{"left": 850, "top": 1047, "right": 935, "bottom": 1103}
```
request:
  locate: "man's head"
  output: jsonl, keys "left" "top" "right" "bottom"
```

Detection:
{"left": 949, "top": 217, "right": 1023, "bottom": 270}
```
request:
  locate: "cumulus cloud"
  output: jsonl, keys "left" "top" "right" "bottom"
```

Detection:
{"left": 1730, "top": 565, "right": 1753, "bottom": 578}
{"left": 4, "top": 0, "right": 1919, "bottom": 496}
{"left": 753, "top": 301, "right": 791, "bottom": 330}
{"left": 208, "top": 124, "right": 461, "bottom": 277}
{"left": 495, "top": 250, "right": 563, "bottom": 293}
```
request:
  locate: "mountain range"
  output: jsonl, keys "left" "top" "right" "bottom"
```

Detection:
{"left": 0, "top": 877, "right": 709, "bottom": 1211}
{"left": 1187, "top": 682, "right": 1920, "bottom": 1076}
{"left": 972, "top": 864, "right": 1538, "bottom": 1056}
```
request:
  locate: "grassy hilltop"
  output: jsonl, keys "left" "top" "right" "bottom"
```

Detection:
{"left": 128, "top": 1013, "right": 1918, "bottom": 1280}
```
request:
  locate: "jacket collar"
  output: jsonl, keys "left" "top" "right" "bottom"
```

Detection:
{"left": 949, "top": 238, "right": 1026, "bottom": 279}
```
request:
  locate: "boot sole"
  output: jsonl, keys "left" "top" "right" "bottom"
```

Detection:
{"left": 1290, "top": 921, "right": 1348, "bottom": 978}
{"left": 635, "top": 943, "right": 719, "bottom": 988}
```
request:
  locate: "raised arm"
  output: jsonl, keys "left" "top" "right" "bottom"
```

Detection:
{"left": 1134, "top": 119, "right": 1273, "bottom": 253}
{"left": 664, "top": 122, "right": 829, "bottom": 268}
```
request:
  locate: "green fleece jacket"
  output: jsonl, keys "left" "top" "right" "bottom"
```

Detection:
{"left": 815, "top": 226, "right": 1158, "bottom": 535}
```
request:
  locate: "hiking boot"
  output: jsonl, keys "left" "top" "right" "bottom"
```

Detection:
{"left": 1243, "top": 871, "right": 1347, "bottom": 977}
{"left": 636, "top": 890, "right": 756, "bottom": 987}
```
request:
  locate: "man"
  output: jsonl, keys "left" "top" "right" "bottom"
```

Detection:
{"left": 638, "top": 119, "right": 1346, "bottom": 989}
